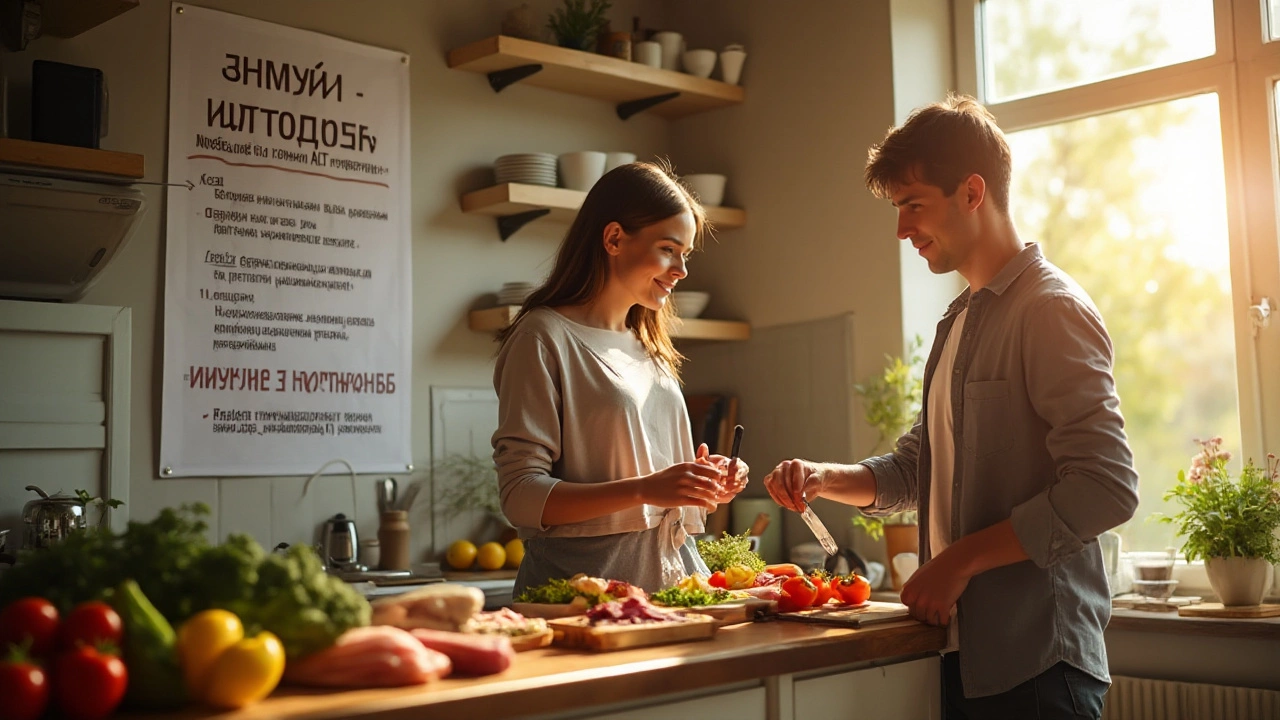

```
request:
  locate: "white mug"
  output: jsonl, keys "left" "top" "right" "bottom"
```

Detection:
{"left": 652, "top": 31, "right": 684, "bottom": 71}
{"left": 633, "top": 41, "right": 661, "bottom": 68}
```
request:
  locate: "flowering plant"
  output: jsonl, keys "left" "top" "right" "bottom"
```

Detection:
{"left": 1158, "top": 437, "right": 1280, "bottom": 563}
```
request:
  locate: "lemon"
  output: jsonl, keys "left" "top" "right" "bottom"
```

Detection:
{"left": 504, "top": 538, "right": 525, "bottom": 569}
{"left": 446, "top": 539, "right": 478, "bottom": 570}
{"left": 477, "top": 541, "right": 506, "bottom": 571}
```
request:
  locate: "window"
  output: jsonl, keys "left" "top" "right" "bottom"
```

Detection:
{"left": 958, "top": 0, "right": 1280, "bottom": 551}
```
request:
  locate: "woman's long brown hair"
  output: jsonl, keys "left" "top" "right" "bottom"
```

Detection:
{"left": 497, "top": 161, "right": 708, "bottom": 378}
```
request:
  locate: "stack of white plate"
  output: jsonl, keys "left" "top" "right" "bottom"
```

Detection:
{"left": 494, "top": 154, "right": 557, "bottom": 187}
{"left": 497, "top": 282, "right": 536, "bottom": 306}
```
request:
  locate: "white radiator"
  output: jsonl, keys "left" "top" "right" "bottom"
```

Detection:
{"left": 1104, "top": 675, "right": 1280, "bottom": 720}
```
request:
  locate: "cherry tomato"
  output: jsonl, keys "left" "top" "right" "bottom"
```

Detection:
{"left": 53, "top": 646, "right": 127, "bottom": 720}
{"left": 707, "top": 571, "right": 727, "bottom": 588}
{"left": 0, "top": 650, "right": 48, "bottom": 720}
{"left": 779, "top": 575, "right": 818, "bottom": 612}
{"left": 836, "top": 574, "right": 872, "bottom": 606}
{"left": 0, "top": 598, "right": 60, "bottom": 657}
{"left": 58, "top": 601, "right": 123, "bottom": 651}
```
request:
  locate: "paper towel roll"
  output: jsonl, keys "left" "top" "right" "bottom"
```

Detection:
{"left": 732, "top": 498, "right": 782, "bottom": 564}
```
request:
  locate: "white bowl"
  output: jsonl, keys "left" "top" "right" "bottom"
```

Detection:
{"left": 683, "top": 173, "right": 726, "bottom": 207}
{"left": 604, "top": 152, "right": 637, "bottom": 173}
{"left": 558, "top": 151, "right": 607, "bottom": 191}
{"left": 672, "top": 291, "right": 710, "bottom": 318}
{"left": 682, "top": 49, "right": 717, "bottom": 79}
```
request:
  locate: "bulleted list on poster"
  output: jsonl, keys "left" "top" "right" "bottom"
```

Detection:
{"left": 160, "top": 4, "right": 411, "bottom": 477}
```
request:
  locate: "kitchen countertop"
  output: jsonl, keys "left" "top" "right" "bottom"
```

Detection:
{"left": 147, "top": 616, "right": 945, "bottom": 720}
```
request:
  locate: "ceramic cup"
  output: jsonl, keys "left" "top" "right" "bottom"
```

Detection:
{"left": 559, "top": 151, "right": 607, "bottom": 191}
{"left": 719, "top": 48, "right": 747, "bottom": 85}
{"left": 633, "top": 41, "right": 661, "bottom": 68}
{"left": 603, "top": 152, "right": 636, "bottom": 173}
{"left": 682, "top": 49, "right": 716, "bottom": 79}
{"left": 652, "top": 31, "right": 684, "bottom": 71}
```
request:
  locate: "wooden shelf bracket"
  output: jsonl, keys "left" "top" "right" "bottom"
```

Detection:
{"left": 497, "top": 208, "right": 551, "bottom": 240}
{"left": 488, "top": 63, "right": 544, "bottom": 92}
{"left": 617, "top": 92, "right": 680, "bottom": 120}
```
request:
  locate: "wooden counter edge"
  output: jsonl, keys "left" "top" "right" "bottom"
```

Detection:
{"left": 167, "top": 620, "right": 945, "bottom": 720}
{"left": 1108, "top": 607, "right": 1280, "bottom": 640}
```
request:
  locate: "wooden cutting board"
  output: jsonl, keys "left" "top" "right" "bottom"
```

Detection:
{"left": 511, "top": 602, "right": 586, "bottom": 619}
{"left": 671, "top": 597, "right": 776, "bottom": 626}
{"left": 775, "top": 600, "right": 912, "bottom": 628}
{"left": 548, "top": 613, "right": 717, "bottom": 651}
{"left": 1177, "top": 602, "right": 1280, "bottom": 618}
{"left": 508, "top": 629, "right": 554, "bottom": 652}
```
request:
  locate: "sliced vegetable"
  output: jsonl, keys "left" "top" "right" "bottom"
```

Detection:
{"left": 52, "top": 645, "right": 127, "bottom": 720}
{"left": 0, "top": 597, "right": 59, "bottom": 657}
{"left": 723, "top": 565, "right": 757, "bottom": 590}
{"left": 58, "top": 601, "right": 123, "bottom": 651}
{"left": 203, "top": 631, "right": 285, "bottom": 709}
{"left": 649, "top": 587, "right": 732, "bottom": 608}
{"left": 0, "top": 646, "right": 48, "bottom": 720}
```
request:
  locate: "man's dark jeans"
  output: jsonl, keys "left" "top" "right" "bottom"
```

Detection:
{"left": 943, "top": 652, "right": 1110, "bottom": 719}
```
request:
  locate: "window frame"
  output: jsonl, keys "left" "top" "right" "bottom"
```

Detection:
{"left": 953, "top": 0, "right": 1280, "bottom": 465}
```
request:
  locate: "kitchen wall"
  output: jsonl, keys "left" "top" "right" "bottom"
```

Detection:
{"left": 0, "top": 0, "right": 673, "bottom": 557}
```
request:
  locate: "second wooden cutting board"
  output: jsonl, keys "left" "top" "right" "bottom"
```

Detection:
{"left": 548, "top": 614, "right": 717, "bottom": 651}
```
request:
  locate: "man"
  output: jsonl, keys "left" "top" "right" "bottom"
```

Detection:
{"left": 763, "top": 94, "right": 1139, "bottom": 719}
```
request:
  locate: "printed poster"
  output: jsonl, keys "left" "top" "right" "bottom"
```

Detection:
{"left": 161, "top": 4, "right": 411, "bottom": 476}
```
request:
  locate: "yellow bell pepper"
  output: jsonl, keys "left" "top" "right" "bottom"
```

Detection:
{"left": 203, "top": 631, "right": 286, "bottom": 709}
{"left": 724, "top": 565, "right": 757, "bottom": 590}
{"left": 177, "top": 610, "right": 244, "bottom": 699}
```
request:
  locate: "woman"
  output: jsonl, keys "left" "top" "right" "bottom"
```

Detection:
{"left": 492, "top": 161, "right": 749, "bottom": 595}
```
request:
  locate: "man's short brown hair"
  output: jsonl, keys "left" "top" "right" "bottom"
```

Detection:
{"left": 865, "top": 93, "right": 1012, "bottom": 214}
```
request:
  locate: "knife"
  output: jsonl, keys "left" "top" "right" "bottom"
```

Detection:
{"left": 800, "top": 502, "right": 839, "bottom": 555}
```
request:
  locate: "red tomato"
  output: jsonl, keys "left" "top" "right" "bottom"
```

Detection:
{"left": 0, "top": 598, "right": 60, "bottom": 657}
{"left": 707, "top": 571, "right": 727, "bottom": 588}
{"left": 780, "top": 575, "right": 818, "bottom": 610}
{"left": 836, "top": 574, "right": 872, "bottom": 606}
{"left": 0, "top": 653, "right": 48, "bottom": 720}
{"left": 808, "top": 574, "right": 840, "bottom": 607}
{"left": 53, "top": 646, "right": 127, "bottom": 720}
{"left": 58, "top": 602, "right": 123, "bottom": 651}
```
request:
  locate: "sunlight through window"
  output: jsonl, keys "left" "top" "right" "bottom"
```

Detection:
{"left": 1006, "top": 95, "right": 1242, "bottom": 551}
{"left": 982, "top": 0, "right": 1216, "bottom": 102}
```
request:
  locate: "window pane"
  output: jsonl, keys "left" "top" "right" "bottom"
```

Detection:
{"left": 983, "top": 0, "right": 1216, "bottom": 102}
{"left": 1273, "top": 0, "right": 1280, "bottom": 41}
{"left": 1006, "top": 94, "right": 1242, "bottom": 552}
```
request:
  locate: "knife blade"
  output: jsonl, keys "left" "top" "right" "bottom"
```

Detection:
{"left": 800, "top": 503, "right": 839, "bottom": 555}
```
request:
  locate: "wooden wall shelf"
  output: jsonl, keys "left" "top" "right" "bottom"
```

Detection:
{"left": 0, "top": 138, "right": 144, "bottom": 180}
{"left": 447, "top": 35, "right": 744, "bottom": 120}
{"left": 469, "top": 306, "right": 751, "bottom": 342}
{"left": 42, "top": 0, "right": 139, "bottom": 38}
{"left": 461, "top": 183, "right": 746, "bottom": 240}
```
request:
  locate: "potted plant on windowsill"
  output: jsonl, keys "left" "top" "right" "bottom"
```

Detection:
{"left": 852, "top": 337, "right": 924, "bottom": 590}
{"left": 1158, "top": 437, "right": 1280, "bottom": 606}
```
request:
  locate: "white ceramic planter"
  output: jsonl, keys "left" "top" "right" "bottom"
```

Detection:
{"left": 1205, "top": 556, "right": 1272, "bottom": 606}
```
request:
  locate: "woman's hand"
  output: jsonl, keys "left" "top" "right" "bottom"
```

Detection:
{"left": 696, "top": 443, "right": 749, "bottom": 504}
{"left": 640, "top": 461, "right": 722, "bottom": 511}
{"left": 763, "top": 458, "right": 827, "bottom": 512}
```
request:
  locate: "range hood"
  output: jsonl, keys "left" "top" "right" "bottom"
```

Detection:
{"left": 0, "top": 172, "right": 145, "bottom": 301}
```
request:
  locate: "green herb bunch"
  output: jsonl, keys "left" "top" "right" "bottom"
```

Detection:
{"left": 1158, "top": 437, "right": 1280, "bottom": 563}
{"left": 435, "top": 453, "right": 503, "bottom": 517}
{"left": 546, "top": 0, "right": 612, "bottom": 51}
{"left": 514, "top": 578, "right": 612, "bottom": 606}
{"left": 696, "top": 530, "right": 765, "bottom": 573}
{"left": 649, "top": 586, "right": 731, "bottom": 608}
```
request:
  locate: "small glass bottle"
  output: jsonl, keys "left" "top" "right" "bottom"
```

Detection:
{"left": 377, "top": 510, "right": 410, "bottom": 571}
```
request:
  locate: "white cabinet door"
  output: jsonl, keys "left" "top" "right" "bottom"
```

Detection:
{"left": 794, "top": 657, "right": 941, "bottom": 720}
{"left": 586, "top": 685, "right": 767, "bottom": 720}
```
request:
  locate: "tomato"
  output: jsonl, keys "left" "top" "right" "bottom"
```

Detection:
{"left": 836, "top": 574, "right": 872, "bottom": 606}
{"left": 58, "top": 601, "right": 123, "bottom": 651}
{"left": 0, "top": 598, "right": 60, "bottom": 657}
{"left": 0, "top": 650, "right": 49, "bottom": 720}
{"left": 779, "top": 575, "right": 818, "bottom": 612}
{"left": 53, "top": 646, "right": 127, "bottom": 720}
{"left": 707, "top": 571, "right": 727, "bottom": 589}
{"left": 764, "top": 563, "right": 804, "bottom": 578}
{"left": 808, "top": 574, "right": 840, "bottom": 607}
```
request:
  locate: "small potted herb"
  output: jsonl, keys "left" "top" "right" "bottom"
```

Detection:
{"left": 546, "top": 0, "right": 612, "bottom": 51}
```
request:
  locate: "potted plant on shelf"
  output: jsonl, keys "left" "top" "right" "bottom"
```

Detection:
{"left": 434, "top": 452, "right": 512, "bottom": 536}
{"left": 852, "top": 337, "right": 924, "bottom": 590}
{"left": 1158, "top": 437, "right": 1280, "bottom": 606}
{"left": 546, "top": 0, "right": 612, "bottom": 51}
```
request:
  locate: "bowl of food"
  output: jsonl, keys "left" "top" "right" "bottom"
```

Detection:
{"left": 672, "top": 291, "right": 710, "bottom": 318}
